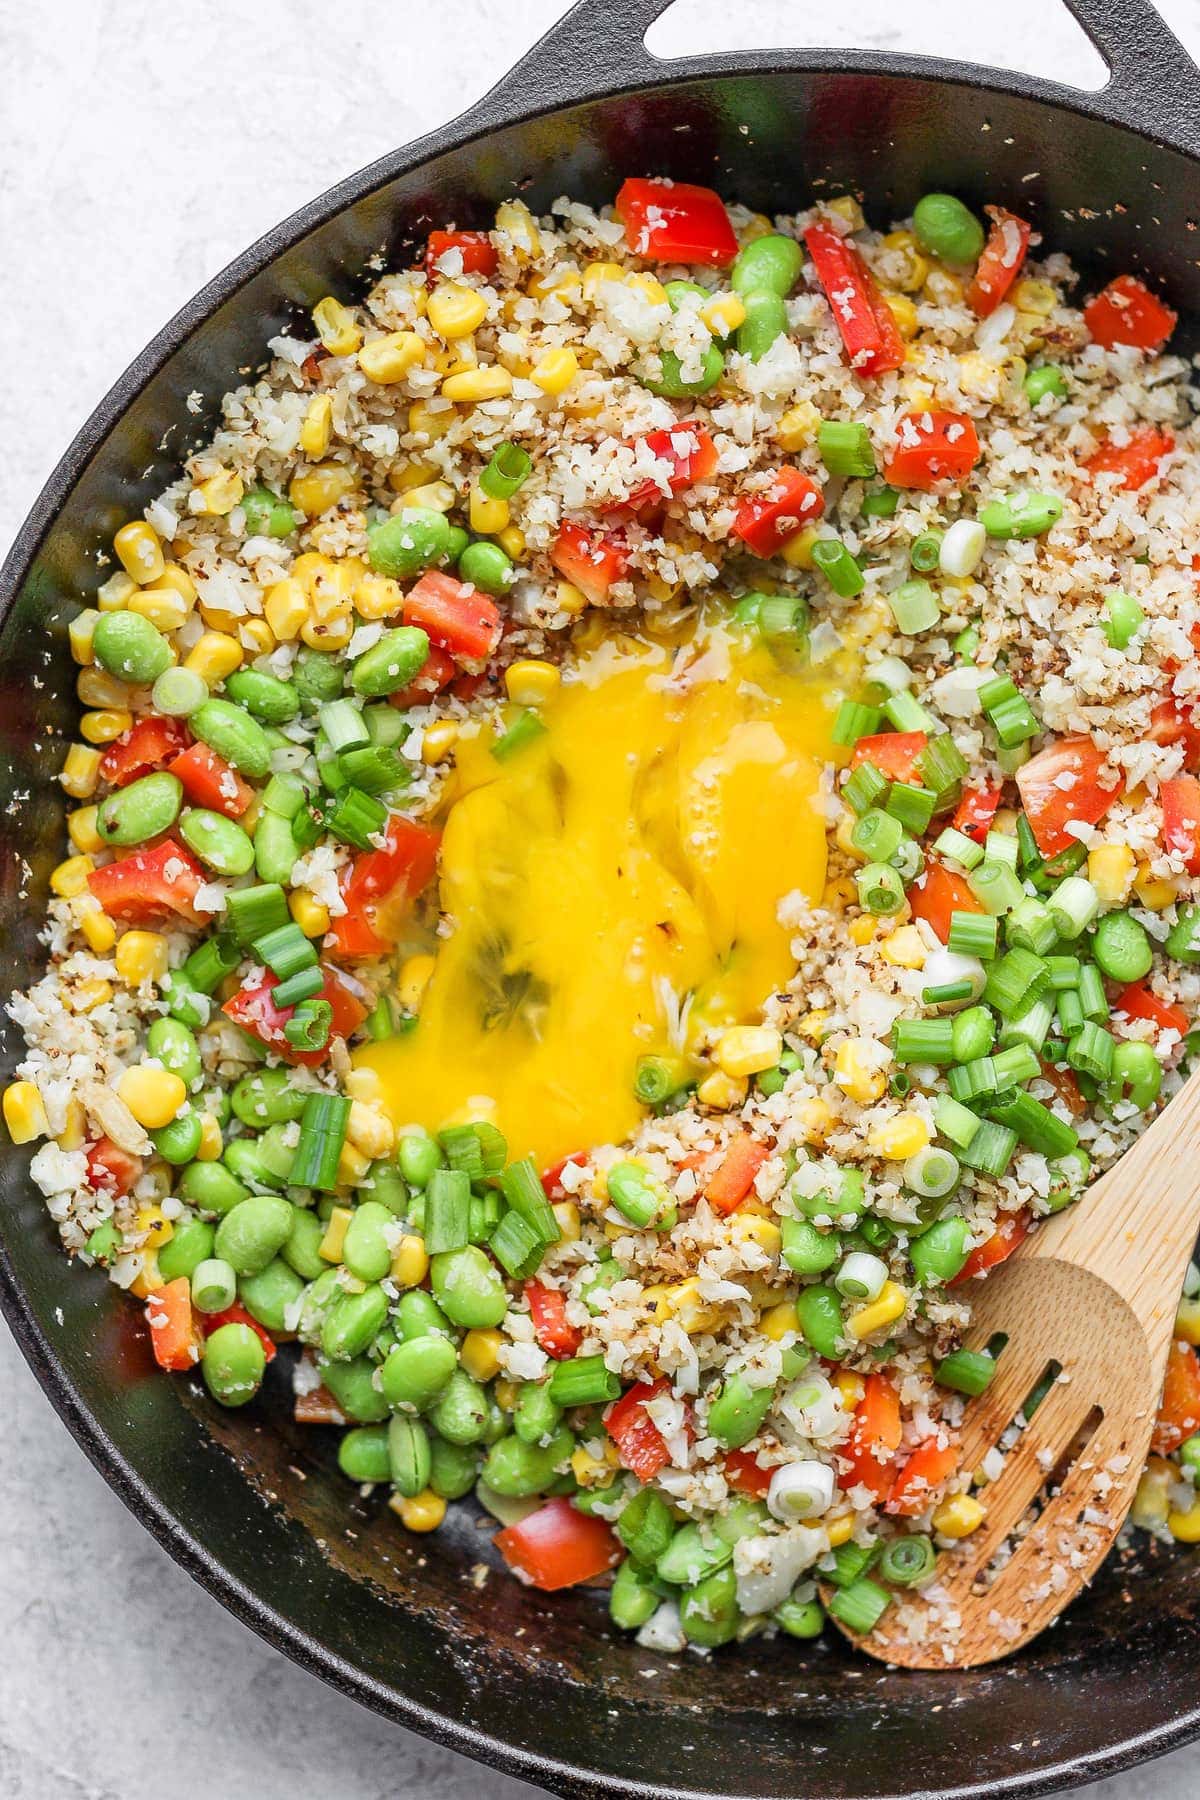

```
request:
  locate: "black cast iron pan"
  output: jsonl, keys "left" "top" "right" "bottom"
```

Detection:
{"left": 3, "top": 2, "right": 1200, "bottom": 1794}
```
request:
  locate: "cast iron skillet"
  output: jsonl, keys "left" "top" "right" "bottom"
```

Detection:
{"left": 4, "top": 1, "right": 1200, "bottom": 1793}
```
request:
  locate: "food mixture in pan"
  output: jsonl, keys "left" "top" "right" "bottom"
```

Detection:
{"left": 12, "top": 177, "right": 1200, "bottom": 1657}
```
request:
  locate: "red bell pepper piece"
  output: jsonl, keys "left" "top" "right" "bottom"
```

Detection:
{"left": 425, "top": 229, "right": 497, "bottom": 280}
{"left": 724, "top": 1448, "right": 774, "bottom": 1498}
{"left": 1084, "top": 274, "right": 1176, "bottom": 352}
{"left": 98, "top": 715, "right": 189, "bottom": 787}
{"left": 329, "top": 815, "right": 443, "bottom": 958}
{"left": 223, "top": 965, "right": 366, "bottom": 1066}
{"left": 402, "top": 570, "right": 501, "bottom": 662}
{"left": 389, "top": 643, "right": 457, "bottom": 709}
{"left": 324, "top": 909, "right": 389, "bottom": 960}
{"left": 168, "top": 742, "right": 253, "bottom": 819}
{"left": 850, "top": 731, "right": 927, "bottom": 783}
{"left": 804, "top": 221, "right": 905, "bottom": 376}
{"left": 966, "top": 206, "right": 1031, "bottom": 317}
{"left": 605, "top": 1378, "right": 674, "bottom": 1480}
{"left": 1083, "top": 425, "right": 1174, "bottom": 492}
{"left": 542, "top": 1153, "right": 587, "bottom": 1200}
{"left": 614, "top": 178, "right": 738, "bottom": 267}
{"left": 841, "top": 1373, "right": 902, "bottom": 1502}
{"left": 551, "top": 520, "right": 630, "bottom": 603}
{"left": 145, "top": 1277, "right": 202, "bottom": 1372}
{"left": 494, "top": 1497, "right": 622, "bottom": 1591}
{"left": 524, "top": 1282, "right": 583, "bottom": 1360}
{"left": 952, "top": 784, "right": 1002, "bottom": 844}
{"left": 201, "top": 1302, "right": 278, "bottom": 1362}
{"left": 295, "top": 1382, "right": 348, "bottom": 1425}
{"left": 1153, "top": 1339, "right": 1200, "bottom": 1453}
{"left": 950, "top": 1210, "right": 1031, "bottom": 1285}
{"left": 1015, "top": 735, "right": 1124, "bottom": 859}
{"left": 87, "top": 838, "right": 206, "bottom": 926}
{"left": 732, "top": 467, "right": 825, "bottom": 557}
{"left": 1162, "top": 775, "right": 1200, "bottom": 874}
{"left": 705, "top": 1132, "right": 769, "bottom": 1215}
{"left": 1149, "top": 697, "right": 1200, "bottom": 770}
{"left": 907, "top": 862, "right": 984, "bottom": 945}
{"left": 1039, "top": 1060, "right": 1087, "bottom": 1119}
{"left": 885, "top": 1438, "right": 960, "bottom": 1517}
{"left": 85, "top": 1136, "right": 143, "bottom": 1197}
{"left": 613, "top": 421, "right": 719, "bottom": 513}
{"left": 884, "top": 410, "right": 981, "bottom": 490}
{"left": 1114, "top": 981, "right": 1189, "bottom": 1039}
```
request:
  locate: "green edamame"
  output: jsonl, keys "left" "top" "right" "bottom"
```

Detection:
{"left": 232, "top": 1068, "right": 310, "bottom": 1129}
{"left": 655, "top": 1522, "right": 732, "bottom": 1587}
{"left": 252, "top": 809, "right": 298, "bottom": 885}
{"left": 396, "top": 1289, "right": 454, "bottom": 1341}
{"left": 638, "top": 345, "right": 724, "bottom": 399}
{"left": 616, "top": 1487, "right": 674, "bottom": 1564}
{"left": 909, "top": 1216, "right": 971, "bottom": 1286}
{"left": 342, "top": 1200, "right": 395, "bottom": 1283}
{"left": 151, "top": 1110, "right": 203, "bottom": 1165}
{"left": 321, "top": 1283, "right": 390, "bottom": 1362}
{"left": 513, "top": 1380, "right": 563, "bottom": 1446}
{"left": 349, "top": 627, "right": 431, "bottom": 698}
{"left": 1092, "top": 911, "right": 1153, "bottom": 983}
{"left": 398, "top": 1132, "right": 443, "bottom": 1188}
{"left": 293, "top": 648, "right": 344, "bottom": 709}
{"left": 481, "top": 1426, "right": 575, "bottom": 1498}
{"left": 281, "top": 1207, "right": 326, "bottom": 1281}
{"left": 1025, "top": 363, "right": 1067, "bottom": 406}
{"left": 775, "top": 1594, "right": 825, "bottom": 1638}
{"left": 180, "top": 807, "right": 256, "bottom": 876}
{"left": 458, "top": 540, "right": 513, "bottom": 595}
{"left": 388, "top": 1414, "right": 433, "bottom": 1496}
{"left": 238, "top": 1257, "right": 305, "bottom": 1333}
{"left": 680, "top": 1564, "right": 739, "bottom": 1648}
{"left": 1108, "top": 1039, "right": 1163, "bottom": 1110}
{"left": 146, "top": 1017, "right": 203, "bottom": 1086}
{"left": 318, "top": 1354, "right": 390, "bottom": 1422}
{"left": 179, "top": 1159, "right": 249, "bottom": 1217}
{"left": 225, "top": 667, "right": 300, "bottom": 723}
{"left": 781, "top": 1217, "right": 840, "bottom": 1276}
{"left": 737, "top": 289, "right": 788, "bottom": 362}
{"left": 240, "top": 485, "right": 299, "bottom": 539}
{"left": 429, "top": 1368, "right": 490, "bottom": 1445}
{"left": 428, "top": 1435, "right": 479, "bottom": 1499}
{"left": 367, "top": 508, "right": 451, "bottom": 579}
{"left": 796, "top": 1283, "right": 845, "bottom": 1359}
{"left": 190, "top": 697, "right": 273, "bottom": 778}
{"left": 213, "top": 1194, "right": 294, "bottom": 1276}
{"left": 912, "top": 193, "right": 985, "bottom": 264}
{"left": 980, "top": 492, "right": 1063, "bottom": 540}
{"left": 338, "top": 1424, "right": 392, "bottom": 1483}
{"left": 609, "top": 1557, "right": 662, "bottom": 1630}
{"left": 706, "top": 1372, "right": 775, "bottom": 1450}
{"left": 202, "top": 1321, "right": 265, "bottom": 1407}
{"left": 155, "top": 1215, "right": 215, "bottom": 1282}
{"left": 97, "top": 771, "right": 182, "bottom": 846}
{"left": 380, "top": 1333, "right": 458, "bottom": 1412}
{"left": 732, "top": 233, "right": 804, "bottom": 298}
{"left": 92, "top": 611, "right": 172, "bottom": 684}
{"left": 430, "top": 1246, "right": 508, "bottom": 1328}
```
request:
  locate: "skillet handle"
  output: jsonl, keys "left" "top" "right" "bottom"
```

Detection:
{"left": 1065, "top": 0, "right": 1200, "bottom": 139}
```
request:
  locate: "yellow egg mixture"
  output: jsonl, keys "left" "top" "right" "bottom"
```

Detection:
{"left": 358, "top": 624, "right": 848, "bottom": 1165}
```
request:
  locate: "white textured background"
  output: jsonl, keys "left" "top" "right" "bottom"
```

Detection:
{"left": 3, "top": 2, "right": 1200, "bottom": 1795}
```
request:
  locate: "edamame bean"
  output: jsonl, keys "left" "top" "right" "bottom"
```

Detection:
{"left": 319, "top": 1354, "right": 390, "bottom": 1422}
{"left": 1025, "top": 363, "right": 1067, "bottom": 406}
{"left": 912, "top": 193, "right": 985, "bottom": 264}
{"left": 441, "top": 524, "right": 470, "bottom": 565}
{"left": 429, "top": 1368, "right": 490, "bottom": 1444}
{"left": 792, "top": 1168, "right": 866, "bottom": 1225}
{"left": 97, "top": 771, "right": 182, "bottom": 846}
{"left": 338, "top": 1424, "right": 392, "bottom": 1483}
{"left": 321, "top": 1282, "right": 389, "bottom": 1362}
{"left": 214, "top": 1194, "right": 294, "bottom": 1276}
{"left": 680, "top": 1564, "right": 739, "bottom": 1648}
{"left": 180, "top": 807, "right": 256, "bottom": 876}
{"left": 349, "top": 627, "right": 430, "bottom": 699}
{"left": 202, "top": 1321, "right": 265, "bottom": 1407}
{"left": 909, "top": 1216, "right": 971, "bottom": 1286}
{"left": 222, "top": 1135, "right": 288, "bottom": 1191}
{"left": 367, "top": 508, "right": 452, "bottom": 579}
{"left": 514, "top": 1381, "right": 563, "bottom": 1446}
{"left": 151, "top": 1110, "right": 203, "bottom": 1165}
{"left": 616, "top": 1487, "right": 674, "bottom": 1563}
{"left": 481, "top": 1426, "right": 575, "bottom": 1498}
{"left": 579, "top": 1259, "right": 624, "bottom": 1313}
{"left": 92, "top": 611, "right": 172, "bottom": 683}
{"left": 241, "top": 484, "right": 299, "bottom": 539}
{"left": 293, "top": 648, "right": 344, "bottom": 709}
{"left": 1093, "top": 911, "right": 1153, "bottom": 982}
{"left": 152, "top": 664, "right": 208, "bottom": 717}
{"left": 155, "top": 1215, "right": 215, "bottom": 1282}
{"left": 737, "top": 289, "right": 788, "bottom": 362}
{"left": 638, "top": 345, "right": 724, "bottom": 398}
{"left": 380, "top": 1334, "right": 458, "bottom": 1411}
{"left": 707, "top": 1372, "right": 775, "bottom": 1450}
{"left": 430, "top": 1246, "right": 508, "bottom": 1329}
{"left": 796, "top": 1284, "right": 845, "bottom": 1359}
{"left": 343, "top": 1200, "right": 395, "bottom": 1283}
{"left": 190, "top": 697, "right": 273, "bottom": 778}
{"left": 1101, "top": 589, "right": 1144, "bottom": 650}
{"left": 396, "top": 1289, "right": 454, "bottom": 1342}
{"left": 239, "top": 1256, "right": 305, "bottom": 1333}
{"left": 665, "top": 278, "right": 707, "bottom": 310}
{"left": 232, "top": 1068, "right": 310, "bottom": 1129}
{"left": 388, "top": 1414, "right": 432, "bottom": 1496}
{"left": 781, "top": 1217, "right": 840, "bottom": 1276}
{"left": 225, "top": 667, "right": 300, "bottom": 723}
{"left": 252, "top": 810, "right": 298, "bottom": 885}
{"left": 775, "top": 1594, "right": 824, "bottom": 1638}
{"left": 458, "top": 541, "right": 513, "bottom": 595}
{"left": 180, "top": 1159, "right": 249, "bottom": 1217}
{"left": 1108, "top": 1039, "right": 1163, "bottom": 1110}
{"left": 398, "top": 1131, "right": 442, "bottom": 1188}
{"left": 980, "top": 492, "right": 1063, "bottom": 540}
{"left": 609, "top": 1558, "right": 662, "bottom": 1631}
{"left": 732, "top": 232, "right": 804, "bottom": 298}
{"left": 428, "top": 1435, "right": 480, "bottom": 1499}
{"left": 713, "top": 1497, "right": 770, "bottom": 1546}
{"left": 282, "top": 1207, "right": 326, "bottom": 1281}
{"left": 364, "top": 1161, "right": 410, "bottom": 1217}
{"left": 146, "top": 1017, "right": 203, "bottom": 1087}
{"left": 191, "top": 1257, "right": 237, "bottom": 1313}
{"left": 656, "top": 1523, "right": 732, "bottom": 1587}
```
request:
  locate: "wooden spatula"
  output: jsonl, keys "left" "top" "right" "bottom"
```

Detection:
{"left": 831, "top": 1064, "right": 1200, "bottom": 1669}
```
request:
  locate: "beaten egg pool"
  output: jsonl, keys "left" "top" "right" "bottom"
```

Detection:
{"left": 358, "top": 626, "right": 850, "bottom": 1165}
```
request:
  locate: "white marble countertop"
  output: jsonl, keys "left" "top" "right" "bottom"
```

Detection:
{"left": 3, "top": 1, "right": 1200, "bottom": 1794}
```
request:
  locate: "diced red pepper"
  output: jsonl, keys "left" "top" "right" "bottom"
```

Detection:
{"left": 1083, "top": 425, "right": 1174, "bottom": 492}
{"left": 99, "top": 715, "right": 189, "bottom": 788}
{"left": 223, "top": 964, "right": 367, "bottom": 1066}
{"left": 1162, "top": 775, "right": 1200, "bottom": 874}
{"left": 841, "top": 1373, "right": 902, "bottom": 1502}
{"left": 145, "top": 1277, "right": 201, "bottom": 1371}
{"left": 425, "top": 229, "right": 497, "bottom": 280}
{"left": 295, "top": 1383, "right": 348, "bottom": 1425}
{"left": 1015, "top": 735, "right": 1124, "bottom": 859}
{"left": 87, "top": 838, "right": 206, "bottom": 926}
{"left": 605, "top": 1378, "right": 673, "bottom": 1481}
{"left": 1084, "top": 274, "right": 1176, "bottom": 352}
{"left": 950, "top": 1210, "right": 1031, "bottom": 1286}
{"left": 1039, "top": 1060, "right": 1087, "bottom": 1119}
{"left": 706, "top": 1132, "right": 769, "bottom": 1215}
{"left": 201, "top": 1301, "right": 278, "bottom": 1362}
{"left": 731, "top": 467, "right": 825, "bottom": 557}
{"left": 388, "top": 643, "right": 457, "bottom": 709}
{"left": 966, "top": 206, "right": 1031, "bottom": 317}
{"left": 1154, "top": 1339, "right": 1200, "bottom": 1453}
{"left": 1114, "top": 981, "right": 1189, "bottom": 1039}
{"left": 524, "top": 1282, "right": 582, "bottom": 1360}
{"left": 885, "top": 1438, "right": 960, "bottom": 1517}
{"left": 953, "top": 784, "right": 1002, "bottom": 844}
{"left": 614, "top": 178, "right": 738, "bottom": 267}
{"left": 850, "top": 731, "right": 927, "bottom": 783}
{"left": 724, "top": 1448, "right": 774, "bottom": 1498}
{"left": 168, "top": 742, "right": 253, "bottom": 819}
{"left": 884, "top": 410, "right": 981, "bottom": 490}
{"left": 494, "top": 1496, "right": 622, "bottom": 1591}
{"left": 328, "top": 815, "right": 443, "bottom": 958}
{"left": 542, "top": 1153, "right": 587, "bottom": 1200}
{"left": 612, "top": 421, "right": 719, "bottom": 513}
{"left": 85, "top": 1137, "right": 143, "bottom": 1197}
{"left": 550, "top": 520, "right": 630, "bottom": 603}
{"left": 804, "top": 221, "right": 905, "bottom": 377}
{"left": 908, "top": 862, "right": 984, "bottom": 945}
{"left": 1150, "top": 697, "right": 1200, "bottom": 770}
{"left": 402, "top": 569, "right": 501, "bottom": 663}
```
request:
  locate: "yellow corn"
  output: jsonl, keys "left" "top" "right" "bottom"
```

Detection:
{"left": 347, "top": 1101, "right": 395, "bottom": 1161}
{"left": 79, "top": 909, "right": 117, "bottom": 954}
{"left": 1130, "top": 1454, "right": 1173, "bottom": 1529}
{"left": 68, "top": 801, "right": 103, "bottom": 856}
{"left": 118, "top": 1065, "right": 186, "bottom": 1130}
{"left": 715, "top": 1025, "right": 782, "bottom": 1078}
{"left": 349, "top": 573, "right": 401, "bottom": 623}
{"left": 319, "top": 1205, "right": 353, "bottom": 1263}
{"left": 50, "top": 855, "right": 94, "bottom": 899}
{"left": 555, "top": 579, "right": 588, "bottom": 616}
{"left": 504, "top": 659, "right": 560, "bottom": 707}
{"left": 299, "top": 392, "right": 334, "bottom": 459}
{"left": 696, "top": 1069, "right": 748, "bottom": 1109}
{"left": 530, "top": 347, "right": 579, "bottom": 397}
{"left": 289, "top": 462, "right": 356, "bottom": 516}
{"left": 136, "top": 1204, "right": 174, "bottom": 1250}
{"left": 358, "top": 331, "right": 426, "bottom": 383}
{"left": 624, "top": 271, "right": 668, "bottom": 307}
{"left": 881, "top": 229, "right": 930, "bottom": 292}
{"left": 868, "top": 1112, "right": 931, "bottom": 1161}
{"left": 1013, "top": 277, "right": 1057, "bottom": 316}
{"left": 833, "top": 1039, "right": 886, "bottom": 1105}
{"left": 552, "top": 1199, "right": 581, "bottom": 1243}
{"left": 184, "top": 631, "right": 243, "bottom": 684}
{"left": 158, "top": 563, "right": 197, "bottom": 604}
{"left": 129, "top": 1252, "right": 162, "bottom": 1300}
{"left": 879, "top": 925, "right": 927, "bottom": 969}
{"left": 847, "top": 916, "right": 876, "bottom": 946}
{"left": 1175, "top": 1296, "right": 1200, "bottom": 1345}
{"left": 794, "top": 1009, "right": 830, "bottom": 1046}
{"left": 933, "top": 1494, "right": 986, "bottom": 1539}
{"left": 388, "top": 459, "right": 439, "bottom": 495}
{"left": 834, "top": 1369, "right": 866, "bottom": 1411}
{"left": 774, "top": 402, "right": 821, "bottom": 453}
{"left": 583, "top": 260, "right": 624, "bottom": 299}
{"left": 77, "top": 666, "right": 131, "bottom": 709}
{"left": 428, "top": 282, "right": 489, "bottom": 339}
{"left": 391, "top": 1234, "right": 429, "bottom": 1288}
{"left": 398, "top": 954, "right": 436, "bottom": 1012}
{"left": 96, "top": 572, "right": 138, "bottom": 613}
{"left": 1169, "top": 1498, "right": 1200, "bottom": 1542}
{"left": 847, "top": 1279, "right": 908, "bottom": 1340}
{"left": 407, "top": 400, "right": 455, "bottom": 443}
{"left": 114, "top": 930, "right": 170, "bottom": 985}
{"left": 57, "top": 1097, "right": 87, "bottom": 1151}
{"left": 1088, "top": 843, "right": 1136, "bottom": 911}
{"left": 395, "top": 482, "right": 456, "bottom": 519}
{"left": 441, "top": 365, "right": 513, "bottom": 402}
{"left": 571, "top": 1444, "right": 616, "bottom": 1489}
{"left": 1134, "top": 866, "right": 1179, "bottom": 910}
{"left": 700, "top": 292, "right": 746, "bottom": 337}
{"left": 826, "top": 195, "right": 865, "bottom": 231}
{"left": 337, "top": 1141, "right": 372, "bottom": 1186}
{"left": 882, "top": 291, "right": 919, "bottom": 341}
{"left": 495, "top": 198, "right": 541, "bottom": 259}
{"left": 461, "top": 1328, "right": 505, "bottom": 1382}
{"left": 193, "top": 469, "right": 244, "bottom": 515}
{"left": 644, "top": 1276, "right": 726, "bottom": 1335}
{"left": 3, "top": 1081, "right": 48, "bottom": 1144}
{"left": 80, "top": 709, "right": 131, "bottom": 745}
{"left": 301, "top": 609, "right": 353, "bottom": 653}
{"left": 760, "top": 1299, "right": 799, "bottom": 1341}
{"left": 826, "top": 1513, "right": 856, "bottom": 1548}
{"left": 796, "top": 1096, "right": 833, "bottom": 1146}
{"left": 925, "top": 266, "right": 964, "bottom": 305}
{"left": 312, "top": 296, "right": 362, "bottom": 356}
{"left": 239, "top": 618, "right": 275, "bottom": 658}
{"left": 779, "top": 524, "right": 821, "bottom": 569}
{"left": 196, "top": 1113, "right": 224, "bottom": 1161}
{"left": 258, "top": 577, "right": 304, "bottom": 642}
{"left": 421, "top": 721, "right": 459, "bottom": 765}
{"left": 391, "top": 1488, "right": 446, "bottom": 1533}
{"left": 736, "top": 1215, "right": 781, "bottom": 1257}
{"left": 496, "top": 524, "right": 526, "bottom": 561}
{"left": 68, "top": 610, "right": 100, "bottom": 665}
{"left": 469, "top": 486, "right": 510, "bottom": 535}
{"left": 289, "top": 890, "right": 331, "bottom": 938}
{"left": 128, "top": 586, "right": 190, "bottom": 632}
{"left": 113, "top": 520, "right": 164, "bottom": 585}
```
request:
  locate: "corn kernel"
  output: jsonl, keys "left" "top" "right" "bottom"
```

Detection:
{"left": 391, "top": 1234, "right": 429, "bottom": 1289}
{"left": 80, "top": 709, "right": 131, "bottom": 745}
{"left": 645, "top": 1276, "right": 726, "bottom": 1335}
{"left": 461, "top": 1328, "right": 504, "bottom": 1382}
{"left": 128, "top": 586, "right": 190, "bottom": 632}
{"left": 347, "top": 1101, "right": 395, "bottom": 1161}
{"left": 826, "top": 1512, "right": 856, "bottom": 1548}
{"left": 494, "top": 1379, "right": 521, "bottom": 1413}
{"left": 4, "top": 1081, "right": 48, "bottom": 1144}
{"left": 779, "top": 523, "right": 821, "bottom": 569}
{"left": 184, "top": 631, "right": 243, "bottom": 684}
{"left": 289, "top": 462, "right": 356, "bottom": 517}
{"left": 847, "top": 915, "right": 876, "bottom": 946}
{"left": 775, "top": 402, "right": 821, "bottom": 453}
{"left": 700, "top": 292, "right": 746, "bottom": 337}
{"left": 469, "top": 486, "right": 510, "bottom": 535}
{"left": 157, "top": 562, "right": 196, "bottom": 605}
{"left": 760, "top": 1299, "right": 799, "bottom": 1341}
{"left": 70, "top": 976, "right": 112, "bottom": 1014}
{"left": 1012, "top": 277, "right": 1057, "bottom": 316}
{"left": 79, "top": 909, "right": 117, "bottom": 954}
{"left": 583, "top": 260, "right": 624, "bottom": 299}
{"left": 311, "top": 295, "right": 362, "bottom": 356}
{"left": 67, "top": 807, "right": 103, "bottom": 855}
{"left": 358, "top": 331, "right": 426, "bottom": 384}
{"left": 496, "top": 525, "right": 526, "bottom": 561}
{"left": 552, "top": 1200, "right": 581, "bottom": 1243}
{"left": 319, "top": 1206, "right": 353, "bottom": 1263}
{"left": 1132, "top": 866, "right": 1177, "bottom": 911}
{"left": 118, "top": 1065, "right": 186, "bottom": 1130}
{"left": 50, "top": 855, "right": 94, "bottom": 898}
{"left": 301, "top": 610, "right": 353, "bottom": 653}
{"left": 696, "top": 1069, "right": 748, "bottom": 1109}
{"left": 391, "top": 1488, "right": 446, "bottom": 1533}
{"left": 835, "top": 1369, "right": 866, "bottom": 1410}
{"left": 289, "top": 890, "right": 331, "bottom": 939}
{"left": 239, "top": 618, "right": 276, "bottom": 658}
{"left": 880, "top": 925, "right": 927, "bottom": 969}
{"left": 715, "top": 1025, "right": 782, "bottom": 1078}
{"left": 554, "top": 579, "right": 588, "bottom": 616}
{"left": 796, "top": 1096, "right": 833, "bottom": 1146}
{"left": 826, "top": 194, "right": 865, "bottom": 231}
{"left": 495, "top": 198, "right": 541, "bottom": 260}
{"left": 337, "top": 1141, "right": 372, "bottom": 1187}
{"left": 880, "top": 229, "right": 930, "bottom": 293}
{"left": 129, "top": 1251, "right": 162, "bottom": 1300}
{"left": 530, "top": 347, "right": 579, "bottom": 397}
{"left": 115, "top": 930, "right": 170, "bottom": 984}
{"left": 795, "top": 1008, "right": 830, "bottom": 1045}
{"left": 1088, "top": 842, "right": 1136, "bottom": 911}
{"left": 96, "top": 572, "right": 138, "bottom": 613}
{"left": 296, "top": 393, "right": 333, "bottom": 461}
{"left": 1175, "top": 1296, "right": 1200, "bottom": 1345}
{"left": 407, "top": 400, "right": 455, "bottom": 443}
{"left": 570, "top": 1444, "right": 616, "bottom": 1488}
{"left": 736, "top": 1215, "right": 782, "bottom": 1257}
{"left": 441, "top": 365, "right": 513, "bottom": 403}
{"left": 193, "top": 469, "right": 244, "bottom": 515}
{"left": 925, "top": 266, "right": 964, "bottom": 305}
{"left": 77, "top": 666, "right": 131, "bottom": 710}
{"left": 882, "top": 292, "right": 919, "bottom": 340}
{"left": 348, "top": 573, "right": 401, "bottom": 624}
{"left": 388, "top": 459, "right": 439, "bottom": 494}
{"left": 933, "top": 1494, "right": 986, "bottom": 1539}
{"left": 114, "top": 520, "right": 164, "bottom": 585}
{"left": 136, "top": 1204, "right": 174, "bottom": 1250}
{"left": 868, "top": 1112, "right": 931, "bottom": 1162}
{"left": 1168, "top": 1498, "right": 1200, "bottom": 1542}
{"left": 833, "top": 1039, "right": 887, "bottom": 1105}
{"left": 504, "top": 659, "right": 560, "bottom": 707}
{"left": 68, "top": 610, "right": 100, "bottom": 666}
{"left": 428, "top": 282, "right": 489, "bottom": 339}
{"left": 57, "top": 1097, "right": 87, "bottom": 1152}
{"left": 391, "top": 953, "right": 436, "bottom": 1013}
{"left": 847, "top": 1279, "right": 908, "bottom": 1340}
{"left": 421, "top": 721, "right": 459, "bottom": 765}
{"left": 196, "top": 1113, "right": 223, "bottom": 1160}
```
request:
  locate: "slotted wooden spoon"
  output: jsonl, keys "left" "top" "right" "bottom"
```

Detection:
{"left": 831, "top": 1064, "right": 1200, "bottom": 1669}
